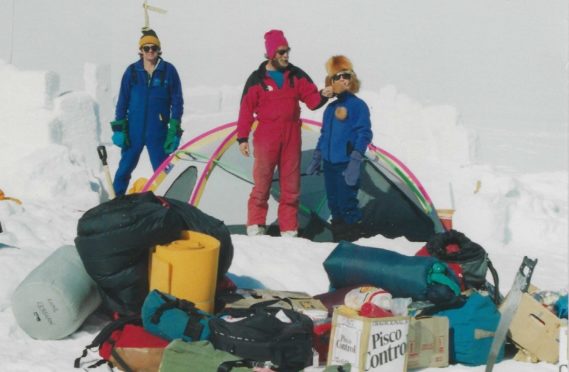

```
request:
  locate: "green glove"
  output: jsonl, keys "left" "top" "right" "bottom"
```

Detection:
{"left": 110, "top": 119, "right": 129, "bottom": 148}
{"left": 164, "top": 119, "right": 183, "bottom": 154}
{"left": 428, "top": 262, "right": 461, "bottom": 296}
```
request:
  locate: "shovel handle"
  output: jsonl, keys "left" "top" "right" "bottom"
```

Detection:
{"left": 97, "top": 145, "right": 108, "bottom": 166}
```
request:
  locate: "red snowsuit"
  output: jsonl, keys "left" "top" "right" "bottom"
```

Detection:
{"left": 237, "top": 62, "right": 327, "bottom": 232}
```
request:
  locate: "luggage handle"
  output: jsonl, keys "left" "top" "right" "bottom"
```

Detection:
{"left": 217, "top": 359, "right": 256, "bottom": 372}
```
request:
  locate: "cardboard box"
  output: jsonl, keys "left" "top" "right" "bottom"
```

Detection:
{"left": 223, "top": 289, "right": 328, "bottom": 312}
{"left": 505, "top": 292, "right": 561, "bottom": 363}
{"left": 327, "top": 306, "right": 409, "bottom": 371}
{"left": 406, "top": 316, "right": 449, "bottom": 369}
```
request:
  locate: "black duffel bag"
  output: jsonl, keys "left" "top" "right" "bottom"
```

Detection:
{"left": 209, "top": 301, "right": 314, "bottom": 372}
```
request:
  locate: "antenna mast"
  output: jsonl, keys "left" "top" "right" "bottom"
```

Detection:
{"left": 142, "top": 1, "right": 167, "bottom": 30}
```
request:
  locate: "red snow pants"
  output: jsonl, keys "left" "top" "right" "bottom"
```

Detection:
{"left": 247, "top": 121, "right": 301, "bottom": 232}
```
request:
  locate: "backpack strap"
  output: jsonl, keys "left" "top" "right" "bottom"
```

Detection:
{"left": 151, "top": 292, "right": 206, "bottom": 340}
{"left": 110, "top": 342, "right": 135, "bottom": 372}
{"left": 487, "top": 258, "right": 500, "bottom": 304}
{"left": 74, "top": 314, "right": 141, "bottom": 369}
{"left": 129, "top": 63, "right": 138, "bottom": 86}
{"left": 159, "top": 61, "right": 168, "bottom": 87}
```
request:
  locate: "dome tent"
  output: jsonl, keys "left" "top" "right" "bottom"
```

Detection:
{"left": 142, "top": 119, "right": 445, "bottom": 242}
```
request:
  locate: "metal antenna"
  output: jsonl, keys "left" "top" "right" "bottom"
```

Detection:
{"left": 142, "top": 0, "right": 167, "bottom": 30}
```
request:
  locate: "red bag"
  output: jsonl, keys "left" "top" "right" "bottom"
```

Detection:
{"left": 75, "top": 315, "right": 169, "bottom": 371}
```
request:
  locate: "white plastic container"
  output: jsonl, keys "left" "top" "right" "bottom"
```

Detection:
{"left": 344, "top": 286, "right": 392, "bottom": 311}
{"left": 11, "top": 245, "right": 101, "bottom": 339}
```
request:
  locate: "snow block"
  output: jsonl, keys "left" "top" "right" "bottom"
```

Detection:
{"left": 11, "top": 245, "right": 101, "bottom": 340}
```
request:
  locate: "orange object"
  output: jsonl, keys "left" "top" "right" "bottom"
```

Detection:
{"left": 436, "top": 209, "right": 455, "bottom": 230}
{"left": 0, "top": 189, "right": 22, "bottom": 205}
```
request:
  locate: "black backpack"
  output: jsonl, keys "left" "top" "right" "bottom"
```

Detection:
{"left": 426, "top": 229, "right": 500, "bottom": 303}
{"left": 209, "top": 301, "right": 314, "bottom": 372}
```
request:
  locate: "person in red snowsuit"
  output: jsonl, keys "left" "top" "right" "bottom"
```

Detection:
{"left": 237, "top": 30, "right": 333, "bottom": 237}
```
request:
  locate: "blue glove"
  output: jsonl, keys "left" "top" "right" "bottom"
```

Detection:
{"left": 343, "top": 151, "right": 363, "bottom": 186}
{"left": 110, "top": 119, "right": 129, "bottom": 148}
{"left": 164, "top": 119, "right": 183, "bottom": 154}
{"left": 306, "top": 149, "right": 322, "bottom": 175}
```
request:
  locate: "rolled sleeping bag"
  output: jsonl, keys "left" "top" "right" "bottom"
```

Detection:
{"left": 323, "top": 241, "right": 460, "bottom": 303}
{"left": 11, "top": 245, "right": 101, "bottom": 340}
{"left": 150, "top": 230, "right": 220, "bottom": 313}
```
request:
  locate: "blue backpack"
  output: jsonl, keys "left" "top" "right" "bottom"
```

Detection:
{"left": 436, "top": 292, "right": 504, "bottom": 366}
{"left": 141, "top": 290, "right": 212, "bottom": 342}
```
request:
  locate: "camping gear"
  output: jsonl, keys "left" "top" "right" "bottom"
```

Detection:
{"left": 150, "top": 230, "right": 220, "bottom": 313}
{"left": 344, "top": 286, "right": 392, "bottom": 311}
{"left": 75, "top": 192, "right": 233, "bottom": 315}
{"left": 487, "top": 257, "right": 538, "bottom": 370}
{"left": 323, "top": 242, "right": 460, "bottom": 304}
{"left": 434, "top": 292, "right": 504, "bottom": 366}
{"left": 11, "top": 245, "right": 101, "bottom": 340}
{"left": 505, "top": 289, "right": 561, "bottom": 364}
{"left": 74, "top": 315, "right": 168, "bottom": 371}
{"left": 209, "top": 302, "right": 314, "bottom": 372}
{"left": 327, "top": 305, "right": 409, "bottom": 371}
{"left": 97, "top": 145, "right": 116, "bottom": 199}
{"left": 423, "top": 229, "right": 500, "bottom": 303}
{"left": 75, "top": 192, "right": 185, "bottom": 315}
{"left": 141, "top": 119, "right": 446, "bottom": 242}
{"left": 217, "top": 288, "right": 327, "bottom": 313}
{"left": 158, "top": 340, "right": 253, "bottom": 372}
{"left": 141, "top": 290, "right": 212, "bottom": 343}
{"left": 407, "top": 316, "right": 449, "bottom": 369}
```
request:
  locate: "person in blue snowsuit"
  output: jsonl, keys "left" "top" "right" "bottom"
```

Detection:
{"left": 306, "top": 55, "right": 373, "bottom": 242}
{"left": 111, "top": 28, "right": 184, "bottom": 195}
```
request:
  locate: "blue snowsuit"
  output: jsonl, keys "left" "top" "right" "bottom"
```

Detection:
{"left": 113, "top": 58, "right": 184, "bottom": 195}
{"left": 316, "top": 91, "right": 373, "bottom": 224}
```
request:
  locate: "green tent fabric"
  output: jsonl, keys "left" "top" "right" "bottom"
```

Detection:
{"left": 142, "top": 119, "right": 445, "bottom": 242}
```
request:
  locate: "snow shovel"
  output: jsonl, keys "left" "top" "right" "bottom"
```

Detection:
{"left": 97, "top": 145, "right": 116, "bottom": 199}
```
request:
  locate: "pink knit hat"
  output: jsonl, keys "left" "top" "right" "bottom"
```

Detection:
{"left": 264, "top": 29, "right": 289, "bottom": 59}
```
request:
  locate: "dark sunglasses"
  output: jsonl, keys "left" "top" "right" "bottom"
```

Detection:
{"left": 332, "top": 72, "right": 352, "bottom": 82}
{"left": 142, "top": 45, "right": 159, "bottom": 52}
{"left": 276, "top": 48, "right": 291, "bottom": 56}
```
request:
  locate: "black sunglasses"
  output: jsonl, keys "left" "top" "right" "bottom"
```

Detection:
{"left": 276, "top": 48, "right": 291, "bottom": 56}
{"left": 142, "top": 45, "right": 159, "bottom": 52}
{"left": 332, "top": 72, "right": 352, "bottom": 82}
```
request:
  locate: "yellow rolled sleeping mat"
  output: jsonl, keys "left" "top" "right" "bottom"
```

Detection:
{"left": 149, "top": 230, "right": 220, "bottom": 313}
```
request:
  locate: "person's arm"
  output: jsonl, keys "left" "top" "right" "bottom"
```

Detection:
{"left": 236, "top": 73, "right": 260, "bottom": 141}
{"left": 352, "top": 100, "right": 373, "bottom": 155}
{"left": 168, "top": 63, "right": 184, "bottom": 121}
{"left": 115, "top": 65, "right": 132, "bottom": 120}
{"left": 295, "top": 68, "right": 329, "bottom": 110}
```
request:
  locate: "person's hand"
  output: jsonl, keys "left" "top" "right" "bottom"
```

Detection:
{"left": 321, "top": 86, "right": 334, "bottom": 98}
{"left": 164, "top": 119, "right": 183, "bottom": 154}
{"left": 306, "top": 149, "right": 322, "bottom": 175}
{"left": 110, "top": 119, "right": 129, "bottom": 148}
{"left": 343, "top": 151, "right": 363, "bottom": 186}
{"left": 239, "top": 142, "right": 250, "bottom": 157}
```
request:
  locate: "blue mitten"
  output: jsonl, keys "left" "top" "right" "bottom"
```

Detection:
{"left": 306, "top": 149, "right": 322, "bottom": 175}
{"left": 110, "top": 119, "right": 129, "bottom": 148}
{"left": 164, "top": 119, "right": 183, "bottom": 154}
{"left": 343, "top": 151, "right": 363, "bottom": 186}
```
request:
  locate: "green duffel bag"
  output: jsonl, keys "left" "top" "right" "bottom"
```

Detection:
{"left": 159, "top": 340, "right": 254, "bottom": 372}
